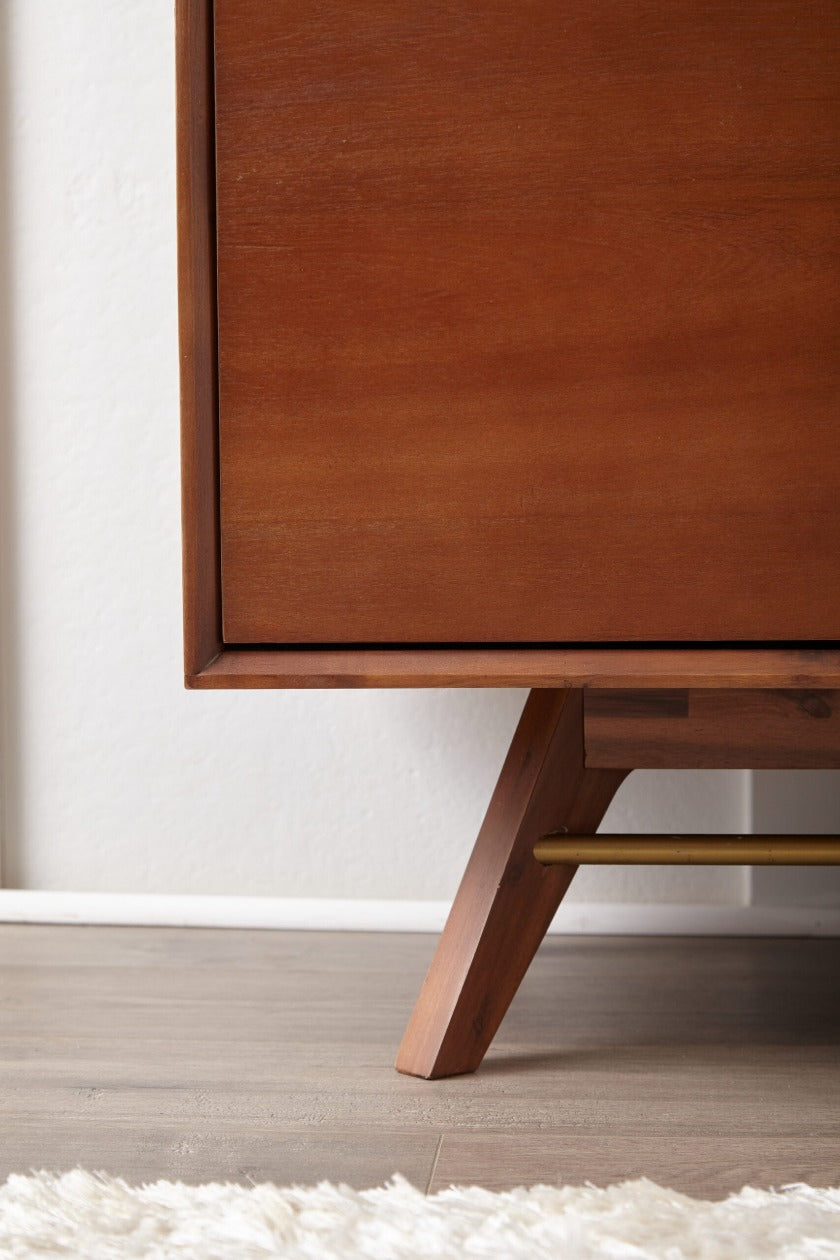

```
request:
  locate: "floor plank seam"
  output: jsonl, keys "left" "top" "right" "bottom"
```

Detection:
{"left": 425, "top": 1135, "right": 444, "bottom": 1196}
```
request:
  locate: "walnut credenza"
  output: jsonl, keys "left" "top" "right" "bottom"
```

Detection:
{"left": 177, "top": 0, "right": 840, "bottom": 1077}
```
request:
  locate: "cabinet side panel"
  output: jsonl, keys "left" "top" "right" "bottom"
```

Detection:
{"left": 176, "top": 0, "right": 221, "bottom": 676}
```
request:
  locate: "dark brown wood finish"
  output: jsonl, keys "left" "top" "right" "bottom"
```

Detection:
{"left": 395, "top": 689, "right": 627, "bottom": 1078}
{"left": 585, "top": 689, "right": 840, "bottom": 768}
{"left": 214, "top": 0, "right": 839, "bottom": 646}
{"left": 176, "top": 0, "right": 221, "bottom": 676}
{"left": 186, "top": 646, "right": 840, "bottom": 691}
{"left": 176, "top": 3, "right": 840, "bottom": 1084}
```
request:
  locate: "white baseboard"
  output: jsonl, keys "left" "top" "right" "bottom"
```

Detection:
{"left": 0, "top": 891, "right": 838, "bottom": 935}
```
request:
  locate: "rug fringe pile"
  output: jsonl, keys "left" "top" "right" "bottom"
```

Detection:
{"left": 1, "top": 1170, "right": 839, "bottom": 1259}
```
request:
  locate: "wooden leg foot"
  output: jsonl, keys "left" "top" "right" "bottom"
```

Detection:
{"left": 395, "top": 688, "right": 627, "bottom": 1079}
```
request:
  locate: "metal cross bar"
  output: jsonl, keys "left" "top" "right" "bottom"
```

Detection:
{"left": 533, "top": 835, "right": 840, "bottom": 865}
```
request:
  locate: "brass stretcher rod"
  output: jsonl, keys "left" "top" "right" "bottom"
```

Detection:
{"left": 533, "top": 835, "right": 840, "bottom": 865}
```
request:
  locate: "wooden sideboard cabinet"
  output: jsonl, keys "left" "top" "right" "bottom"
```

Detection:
{"left": 177, "top": 0, "right": 840, "bottom": 1077}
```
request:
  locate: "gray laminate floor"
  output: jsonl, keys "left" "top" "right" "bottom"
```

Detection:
{"left": 1, "top": 926, "right": 838, "bottom": 1196}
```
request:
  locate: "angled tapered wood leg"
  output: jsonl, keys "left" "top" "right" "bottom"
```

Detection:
{"left": 395, "top": 688, "right": 628, "bottom": 1079}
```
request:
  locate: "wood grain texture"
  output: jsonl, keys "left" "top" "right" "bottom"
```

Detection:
{"left": 186, "top": 646, "right": 840, "bottom": 690}
{"left": 585, "top": 688, "right": 840, "bottom": 768}
{"left": 396, "top": 690, "right": 626, "bottom": 1078}
{"left": 3, "top": 1122, "right": 437, "bottom": 1195}
{"left": 3, "top": 927, "right": 839, "bottom": 1195}
{"left": 214, "top": 0, "right": 840, "bottom": 645}
{"left": 176, "top": 0, "right": 222, "bottom": 677}
{"left": 429, "top": 1133, "right": 840, "bottom": 1198}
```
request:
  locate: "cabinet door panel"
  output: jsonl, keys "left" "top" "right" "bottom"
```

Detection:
{"left": 215, "top": 0, "right": 839, "bottom": 645}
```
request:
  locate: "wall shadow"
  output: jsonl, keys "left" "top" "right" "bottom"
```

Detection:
{"left": 0, "top": 4, "right": 22, "bottom": 888}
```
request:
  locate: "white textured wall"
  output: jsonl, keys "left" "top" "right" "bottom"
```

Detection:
{"left": 0, "top": 2, "right": 831, "bottom": 911}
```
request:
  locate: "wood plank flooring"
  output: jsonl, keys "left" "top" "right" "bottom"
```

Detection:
{"left": 1, "top": 926, "right": 838, "bottom": 1196}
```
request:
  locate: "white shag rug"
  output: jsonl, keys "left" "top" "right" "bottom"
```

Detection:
{"left": 1, "top": 1172, "right": 839, "bottom": 1260}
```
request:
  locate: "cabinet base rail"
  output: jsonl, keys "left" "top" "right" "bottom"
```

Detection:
{"left": 534, "top": 835, "right": 840, "bottom": 865}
